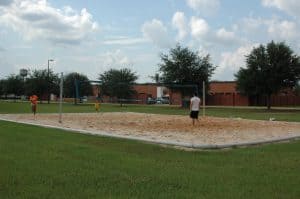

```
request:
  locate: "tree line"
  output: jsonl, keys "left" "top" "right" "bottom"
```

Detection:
{"left": 0, "top": 69, "right": 60, "bottom": 101}
{"left": 0, "top": 41, "right": 299, "bottom": 109}
{"left": 0, "top": 70, "right": 91, "bottom": 101}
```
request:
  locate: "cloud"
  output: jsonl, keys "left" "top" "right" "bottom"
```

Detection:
{"left": 190, "top": 16, "right": 209, "bottom": 40}
{"left": 0, "top": 59, "right": 16, "bottom": 78}
{"left": 103, "top": 36, "right": 147, "bottom": 45}
{"left": 262, "top": 0, "right": 300, "bottom": 18}
{"left": 215, "top": 28, "right": 242, "bottom": 46}
{"left": 74, "top": 49, "right": 133, "bottom": 68}
{"left": 267, "top": 20, "right": 298, "bottom": 40}
{"left": 187, "top": 16, "right": 244, "bottom": 49}
{"left": 216, "top": 28, "right": 235, "bottom": 41}
{"left": 172, "top": 11, "right": 188, "bottom": 41}
{"left": 59, "top": 49, "right": 134, "bottom": 80}
{"left": 141, "top": 19, "right": 173, "bottom": 48}
{"left": 236, "top": 16, "right": 300, "bottom": 46}
{"left": 99, "top": 50, "right": 133, "bottom": 68}
{"left": 238, "top": 17, "right": 265, "bottom": 34}
{"left": 186, "top": 0, "right": 220, "bottom": 16}
{"left": 0, "top": 0, "right": 99, "bottom": 45}
{"left": 214, "top": 44, "right": 259, "bottom": 80}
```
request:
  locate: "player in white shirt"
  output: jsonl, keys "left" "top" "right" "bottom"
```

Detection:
{"left": 190, "top": 93, "right": 201, "bottom": 126}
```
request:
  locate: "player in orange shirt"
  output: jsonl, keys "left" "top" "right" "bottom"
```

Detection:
{"left": 95, "top": 98, "right": 101, "bottom": 112}
{"left": 30, "top": 95, "right": 38, "bottom": 118}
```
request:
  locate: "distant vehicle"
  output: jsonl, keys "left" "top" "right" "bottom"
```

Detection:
{"left": 156, "top": 97, "right": 169, "bottom": 104}
{"left": 79, "top": 96, "right": 88, "bottom": 103}
{"left": 147, "top": 97, "right": 156, "bottom": 104}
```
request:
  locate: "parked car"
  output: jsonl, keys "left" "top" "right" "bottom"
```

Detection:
{"left": 79, "top": 96, "right": 88, "bottom": 103}
{"left": 147, "top": 97, "right": 156, "bottom": 104}
{"left": 156, "top": 97, "right": 169, "bottom": 104}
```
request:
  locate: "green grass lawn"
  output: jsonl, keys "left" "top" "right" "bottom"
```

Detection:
{"left": 0, "top": 120, "right": 300, "bottom": 199}
{"left": 1, "top": 100, "right": 300, "bottom": 122}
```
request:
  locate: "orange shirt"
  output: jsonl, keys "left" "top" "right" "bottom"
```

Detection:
{"left": 30, "top": 95, "right": 38, "bottom": 105}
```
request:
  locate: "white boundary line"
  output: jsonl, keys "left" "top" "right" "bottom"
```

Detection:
{"left": 1, "top": 117, "right": 300, "bottom": 149}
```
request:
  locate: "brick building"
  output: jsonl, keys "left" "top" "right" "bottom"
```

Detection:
{"left": 92, "top": 81, "right": 300, "bottom": 106}
{"left": 133, "top": 84, "right": 160, "bottom": 104}
{"left": 207, "top": 81, "right": 300, "bottom": 106}
{"left": 131, "top": 82, "right": 248, "bottom": 106}
{"left": 207, "top": 81, "right": 249, "bottom": 106}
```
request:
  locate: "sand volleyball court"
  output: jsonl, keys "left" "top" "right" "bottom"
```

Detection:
{"left": 1, "top": 112, "right": 300, "bottom": 147}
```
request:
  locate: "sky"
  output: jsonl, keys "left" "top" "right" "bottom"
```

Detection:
{"left": 1, "top": 0, "right": 300, "bottom": 82}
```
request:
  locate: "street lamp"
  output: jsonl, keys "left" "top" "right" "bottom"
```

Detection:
{"left": 47, "top": 59, "right": 54, "bottom": 104}
{"left": 20, "top": 69, "right": 28, "bottom": 100}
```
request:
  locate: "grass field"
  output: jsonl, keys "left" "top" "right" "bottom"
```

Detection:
{"left": 0, "top": 100, "right": 300, "bottom": 122}
{"left": 0, "top": 120, "right": 300, "bottom": 199}
{"left": 1, "top": 100, "right": 300, "bottom": 198}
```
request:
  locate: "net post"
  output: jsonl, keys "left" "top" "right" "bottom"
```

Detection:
{"left": 202, "top": 81, "right": 205, "bottom": 117}
{"left": 59, "top": 72, "right": 63, "bottom": 123}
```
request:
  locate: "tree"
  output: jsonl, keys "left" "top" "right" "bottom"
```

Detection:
{"left": 149, "top": 73, "right": 162, "bottom": 83}
{"left": 294, "top": 81, "right": 300, "bottom": 96}
{"left": 4, "top": 75, "right": 24, "bottom": 101}
{"left": 25, "top": 69, "right": 59, "bottom": 102}
{"left": 0, "top": 79, "right": 7, "bottom": 98}
{"left": 236, "top": 41, "right": 300, "bottom": 109}
{"left": 99, "top": 68, "right": 138, "bottom": 105}
{"left": 158, "top": 44, "right": 216, "bottom": 97}
{"left": 64, "top": 72, "right": 93, "bottom": 99}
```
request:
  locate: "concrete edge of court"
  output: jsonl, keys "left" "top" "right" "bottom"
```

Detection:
{"left": 1, "top": 117, "right": 300, "bottom": 150}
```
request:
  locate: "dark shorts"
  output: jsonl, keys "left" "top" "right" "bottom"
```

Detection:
{"left": 31, "top": 104, "right": 37, "bottom": 113}
{"left": 190, "top": 111, "right": 199, "bottom": 119}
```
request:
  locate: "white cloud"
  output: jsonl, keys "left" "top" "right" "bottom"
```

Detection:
{"left": 188, "top": 18, "right": 243, "bottom": 49}
{"left": 262, "top": 0, "right": 300, "bottom": 18}
{"left": 141, "top": 19, "right": 172, "bottom": 48}
{"left": 214, "top": 44, "right": 259, "bottom": 80}
{"left": 216, "top": 28, "right": 235, "bottom": 41}
{"left": 100, "top": 50, "right": 132, "bottom": 68}
{"left": 190, "top": 16, "right": 209, "bottom": 40}
{"left": 238, "top": 17, "right": 265, "bottom": 34}
{"left": 267, "top": 20, "right": 298, "bottom": 40}
{"left": 215, "top": 28, "right": 241, "bottom": 45}
{"left": 103, "top": 36, "right": 147, "bottom": 45}
{"left": 186, "top": 0, "right": 220, "bottom": 16}
{"left": 172, "top": 11, "right": 188, "bottom": 41}
{"left": 0, "top": 57, "right": 18, "bottom": 78}
{"left": 0, "top": 0, "right": 99, "bottom": 45}
{"left": 237, "top": 16, "right": 300, "bottom": 43}
{"left": 60, "top": 49, "right": 134, "bottom": 80}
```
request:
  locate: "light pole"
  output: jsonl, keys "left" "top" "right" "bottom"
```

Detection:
{"left": 47, "top": 59, "right": 54, "bottom": 104}
{"left": 20, "top": 69, "right": 28, "bottom": 100}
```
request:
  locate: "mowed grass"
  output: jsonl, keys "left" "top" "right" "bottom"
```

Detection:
{"left": 0, "top": 101, "right": 300, "bottom": 122}
{"left": 0, "top": 120, "right": 300, "bottom": 199}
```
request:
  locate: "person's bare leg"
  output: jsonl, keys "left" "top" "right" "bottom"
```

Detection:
{"left": 34, "top": 106, "right": 37, "bottom": 120}
{"left": 32, "top": 106, "right": 35, "bottom": 119}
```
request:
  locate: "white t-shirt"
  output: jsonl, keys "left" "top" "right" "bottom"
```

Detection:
{"left": 190, "top": 96, "right": 201, "bottom": 111}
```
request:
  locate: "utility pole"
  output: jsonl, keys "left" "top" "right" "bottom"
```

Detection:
{"left": 47, "top": 59, "right": 54, "bottom": 104}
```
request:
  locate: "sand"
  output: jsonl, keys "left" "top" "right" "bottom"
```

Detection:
{"left": 1, "top": 112, "right": 300, "bottom": 146}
